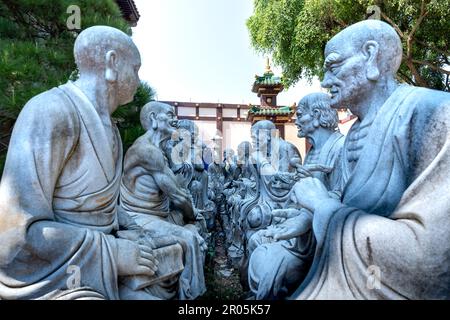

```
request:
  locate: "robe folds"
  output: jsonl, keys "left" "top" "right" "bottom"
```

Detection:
{"left": 119, "top": 140, "right": 206, "bottom": 300}
{"left": 0, "top": 81, "right": 124, "bottom": 300}
{"left": 248, "top": 131, "right": 344, "bottom": 299}
{"left": 294, "top": 85, "right": 450, "bottom": 299}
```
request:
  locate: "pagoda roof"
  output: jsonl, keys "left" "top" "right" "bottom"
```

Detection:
{"left": 247, "top": 105, "right": 293, "bottom": 116}
{"left": 115, "top": 0, "right": 140, "bottom": 26}
{"left": 252, "top": 58, "right": 284, "bottom": 93}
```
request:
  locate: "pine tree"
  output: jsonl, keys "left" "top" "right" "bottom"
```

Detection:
{"left": 0, "top": 0, "right": 154, "bottom": 174}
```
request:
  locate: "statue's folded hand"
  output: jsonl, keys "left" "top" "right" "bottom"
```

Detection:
{"left": 264, "top": 212, "right": 313, "bottom": 241}
{"left": 272, "top": 208, "right": 301, "bottom": 219}
{"left": 116, "top": 239, "right": 159, "bottom": 277}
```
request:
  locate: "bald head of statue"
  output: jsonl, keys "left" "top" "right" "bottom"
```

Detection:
{"left": 321, "top": 20, "right": 402, "bottom": 110}
{"left": 251, "top": 120, "right": 277, "bottom": 152}
{"left": 74, "top": 26, "right": 141, "bottom": 106}
{"left": 140, "top": 101, "right": 178, "bottom": 137}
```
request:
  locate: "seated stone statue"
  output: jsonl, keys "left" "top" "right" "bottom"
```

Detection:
{"left": 248, "top": 93, "right": 344, "bottom": 299}
{"left": 221, "top": 148, "right": 240, "bottom": 245}
{"left": 119, "top": 102, "right": 207, "bottom": 300}
{"left": 291, "top": 20, "right": 450, "bottom": 299}
{"left": 0, "top": 26, "right": 162, "bottom": 300}
{"left": 227, "top": 141, "right": 257, "bottom": 266}
{"left": 207, "top": 157, "right": 224, "bottom": 230}
{"left": 239, "top": 120, "right": 301, "bottom": 288}
{"left": 168, "top": 119, "right": 210, "bottom": 236}
{"left": 241, "top": 120, "right": 301, "bottom": 242}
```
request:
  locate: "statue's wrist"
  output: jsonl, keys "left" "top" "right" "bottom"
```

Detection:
{"left": 313, "top": 198, "right": 342, "bottom": 214}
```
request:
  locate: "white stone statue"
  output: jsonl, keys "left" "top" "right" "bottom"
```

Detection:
{"left": 291, "top": 20, "right": 450, "bottom": 299}
{"left": 238, "top": 120, "right": 301, "bottom": 290}
{"left": 248, "top": 93, "right": 344, "bottom": 299}
{"left": 0, "top": 26, "right": 161, "bottom": 300}
{"left": 119, "top": 101, "right": 207, "bottom": 300}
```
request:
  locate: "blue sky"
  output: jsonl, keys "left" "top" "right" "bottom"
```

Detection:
{"left": 132, "top": 0, "right": 323, "bottom": 106}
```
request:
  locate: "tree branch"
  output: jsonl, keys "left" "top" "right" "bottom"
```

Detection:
{"left": 397, "top": 69, "right": 415, "bottom": 85}
{"left": 380, "top": 12, "right": 404, "bottom": 38}
{"left": 411, "top": 59, "right": 450, "bottom": 75}
{"left": 409, "top": 0, "right": 429, "bottom": 39}
{"left": 403, "top": 55, "right": 429, "bottom": 87}
{"left": 414, "top": 39, "right": 450, "bottom": 58}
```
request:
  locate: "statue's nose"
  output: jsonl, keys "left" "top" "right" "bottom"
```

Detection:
{"left": 172, "top": 119, "right": 179, "bottom": 128}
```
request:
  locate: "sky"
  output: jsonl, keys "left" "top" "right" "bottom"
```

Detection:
{"left": 132, "top": 0, "right": 324, "bottom": 106}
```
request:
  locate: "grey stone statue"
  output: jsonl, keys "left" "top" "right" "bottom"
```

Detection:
{"left": 241, "top": 120, "right": 301, "bottom": 242}
{"left": 239, "top": 120, "right": 301, "bottom": 289}
{"left": 169, "top": 119, "right": 210, "bottom": 236}
{"left": 0, "top": 26, "right": 162, "bottom": 300}
{"left": 227, "top": 141, "right": 257, "bottom": 266}
{"left": 221, "top": 148, "right": 240, "bottom": 246}
{"left": 119, "top": 102, "right": 207, "bottom": 299}
{"left": 291, "top": 20, "right": 450, "bottom": 299}
{"left": 247, "top": 93, "right": 344, "bottom": 299}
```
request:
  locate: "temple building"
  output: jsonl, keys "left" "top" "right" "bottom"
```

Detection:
{"left": 115, "top": 0, "right": 140, "bottom": 26}
{"left": 163, "top": 59, "right": 355, "bottom": 160}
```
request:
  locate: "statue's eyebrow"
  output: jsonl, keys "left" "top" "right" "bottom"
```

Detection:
{"left": 324, "top": 52, "right": 342, "bottom": 68}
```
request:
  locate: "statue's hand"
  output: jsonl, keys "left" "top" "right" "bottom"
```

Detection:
{"left": 294, "top": 164, "right": 333, "bottom": 179}
{"left": 271, "top": 208, "right": 302, "bottom": 224}
{"left": 185, "top": 224, "right": 208, "bottom": 252}
{"left": 292, "top": 177, "right": 331, "bottom": 212}
{"left": 262, "top": 212, "right": 312, "bottom": 241}
{"left": 116, "top": 239, "right": 159, "bottom": 277}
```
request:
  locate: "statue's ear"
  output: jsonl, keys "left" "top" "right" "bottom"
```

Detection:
{"left": 312, "top": 109, "right": 321, "bottom": 127}
{"left": 105, "top": 50, "right": 118, "bottom": 82}
{"left": 363, "top": 41, "right": 380, "bottom": 81}
{"left": 150, "top": 112, "right": 158, "bottom": 130}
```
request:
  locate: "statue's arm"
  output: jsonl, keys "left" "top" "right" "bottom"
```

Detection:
{"left": 139, "top": 145, "right": 196, "bottom": 222}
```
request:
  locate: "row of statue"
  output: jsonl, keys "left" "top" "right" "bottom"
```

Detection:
{"left": 0, "top": 19, "right": 449, "bottom": 300}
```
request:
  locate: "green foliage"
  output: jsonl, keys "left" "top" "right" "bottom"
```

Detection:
{"left": 113, "top": 82, "right": 156, "bottom": 153}
{"left": 0, "top": 0, "right": 154, "bottom": 176}
{"left": 0, "top": 152, "right": 5, "bottom": 176}
{"left": 247, "top": 0, "right": 450, "bottom": 91}
{"left": 0, "top": 0, "right": 130, "bottom": 126}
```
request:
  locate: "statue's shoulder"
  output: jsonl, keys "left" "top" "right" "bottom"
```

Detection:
{"left": 281, "top": 139, "right": 301, "bottom": 158}
{"left": 15, "top": 85, "right": 80, "bottom": 134}
{"left": 406, "top": 86, "right": 450, "bottom": 112}
{"left": 128, "top": 135, "right": 166, "bottom": 170}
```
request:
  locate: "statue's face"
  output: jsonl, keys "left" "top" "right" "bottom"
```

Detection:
{"left": 156, "top": 106, "right": 178, "bottom": 136}
{"left": 224, "top": 149, "right": 234, "bottom": 161}
{"left": 321, "top": 40, "right": 370, "bottom": 109}
{"left": 295, "top": 104, "right": 315, "bottom": 138}
{"left": 251, "top": 128, "right": 270, "bottom": 152}
{"left": 116, "top": 47, "right": 141, "bottom": 105}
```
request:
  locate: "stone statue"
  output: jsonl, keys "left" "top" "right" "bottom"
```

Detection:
{"left": 207, "top": 157, "right": 224, "bottom": 230}
{"left": 227, "top": 141, "right": 257, "bottom": 266}
{"left": 221, "top": 148, "right": 240, "bottom": 245}
{"left": 119, "top": 102, "right": 207, "bottom": 299}
{"left": 241, "top": 120, "right": 301, "bottom": 241}
{"left": 291, "top": 20, "right": 450, "bottom": 299}
{"left": 169, "top": 119, "right": 210, "bottom": 236}
{"left": 0, "top": 26, "right": 162, "bottom": 300}
{"left": 239, "top": 120, "right": 301, "bottom": 289}
{"left": 248, "top": 93, "right": 344, "bottom": 299}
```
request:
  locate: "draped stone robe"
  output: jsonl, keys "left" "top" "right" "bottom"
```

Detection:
{"left": 119, "top": 135, "right": 206, "bottom": 300}
{"left": 294, "top": 85, "right": 450, "bottom": 300}
{"left": 0, "top": 82, "right": 124, "bottom": 300}
{"left": 248, "top": 130, "right": 344, "bottom": 299}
